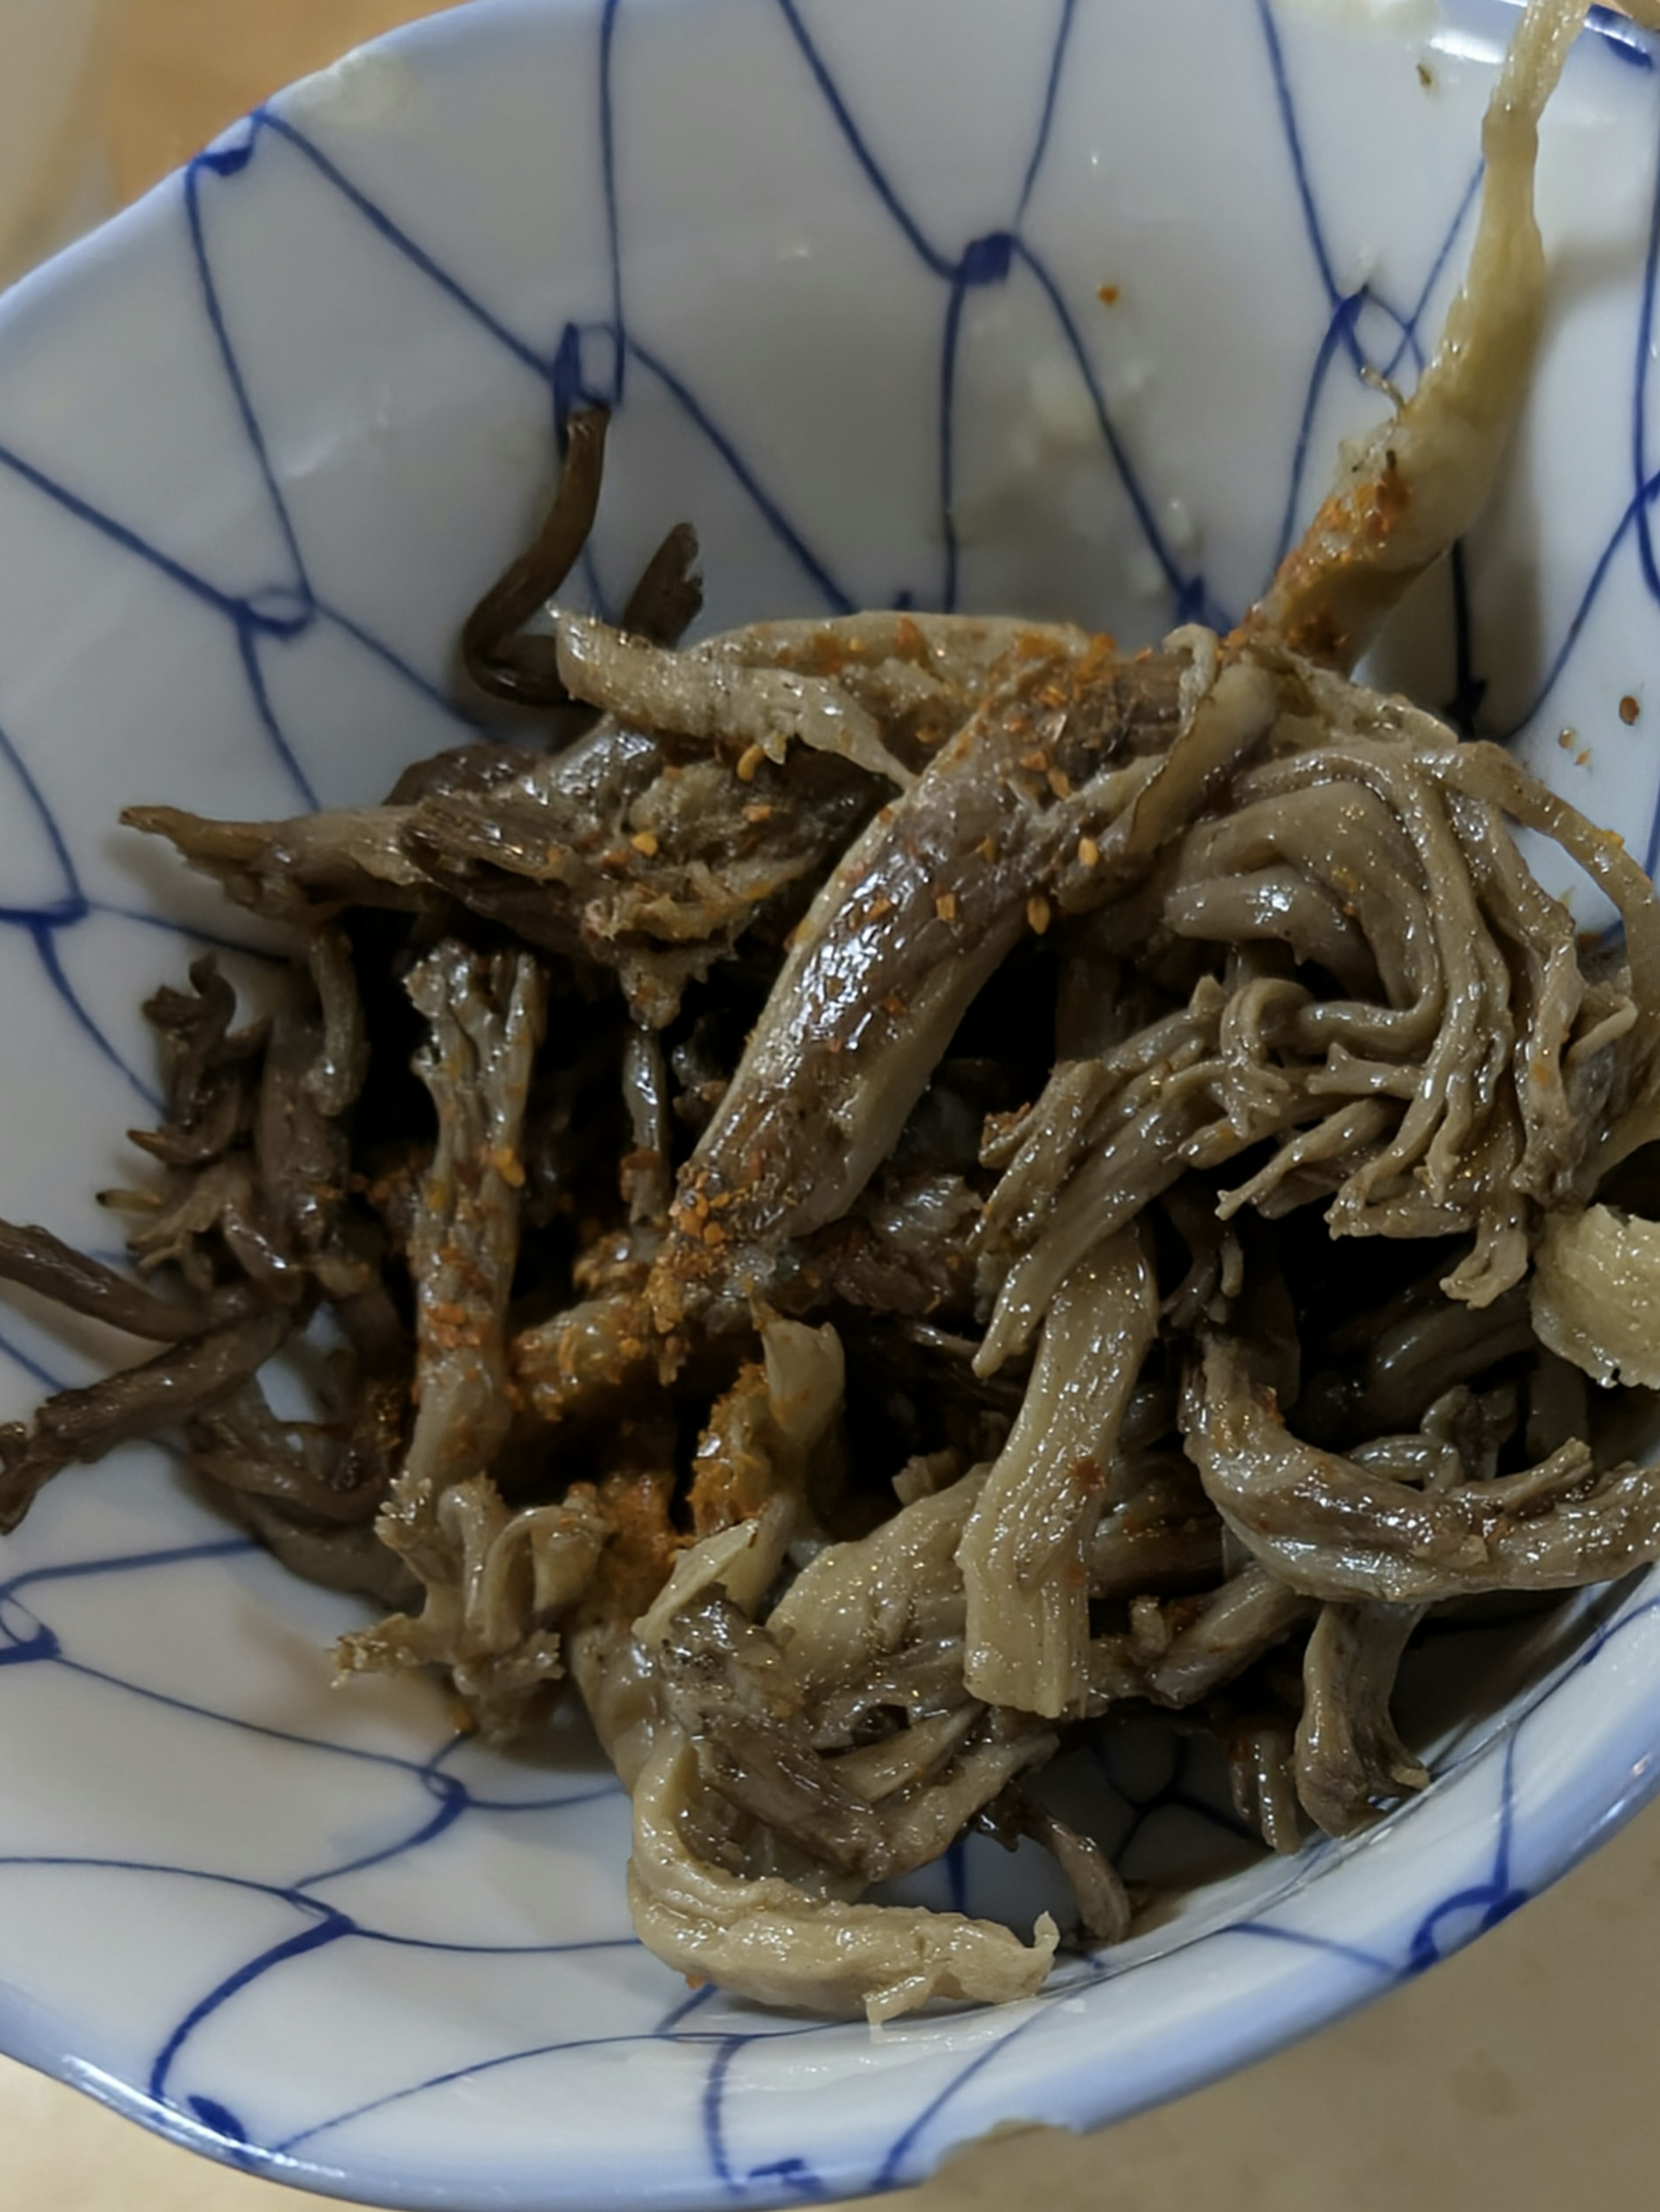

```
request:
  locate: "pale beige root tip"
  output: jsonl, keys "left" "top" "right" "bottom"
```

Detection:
{"left": 1245, "top": 0, "right": 1592, "bottom": 672}
{"left": 627, "top": 1737, "right": 1060, "bottom": 2020}
{"left": 1532, "top": 1205, "right": 1660, "bottom": 1389}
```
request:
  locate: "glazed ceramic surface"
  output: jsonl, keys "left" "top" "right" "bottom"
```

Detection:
{"left": 1, "top": 2, "right": 1659, "bottom": 2206}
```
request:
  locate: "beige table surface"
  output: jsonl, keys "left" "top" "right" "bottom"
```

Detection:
{"left": 1, "top": 4, "right": 1658, "bottom": 2208}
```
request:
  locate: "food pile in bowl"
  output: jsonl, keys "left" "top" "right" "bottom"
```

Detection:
{"left": 3, "top": 0, "right": 1660, "bottom": 2201}
{"left": 4, "top": 0, "right": 1656, "bottom": 2013}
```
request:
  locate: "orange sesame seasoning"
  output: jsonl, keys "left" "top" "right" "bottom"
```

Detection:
{"left": 1019, "top": 749, "right": 1049, "bottom": 774}
{"left": 736, "top": 745, "right": 766, "bottom": 782}
{"left": 1622, "top": 694, "right": 1642, "bottom": 726}
{"left": 866, "top": 894, "right": 895, "bottom": 922}
{"left": 881, "top": 992, "right": 907, "bottom": 1017}
{"left": 744, "top": 801, "right": 774, "bottom": 824}
{"left": 935, "top": 892, "right": 959, "bottom": 924}
{"left": 1078, "top": 835, "right": 1101, "bottom": 869}
{"left": 894, "top": 615, "right": 926, "bottom": 658}
{"left": 630, "top": 830, "right": 660, "bottom": 858}
{"left": 1098, "top": 283, "right": 1120, "bottom": 306}
{"left": 492, "top": 1147, "right": 526, "bottom": 1190}
{"left": 1027, "top": 895, "right": 1052, "bottom": 936}
{"left": 1047, "top": 767, "right": 1073, "bottom": 800}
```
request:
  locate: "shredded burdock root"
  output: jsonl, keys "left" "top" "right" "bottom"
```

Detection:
{"left": 5, "top": 0, "right": 1651, "bottom": 2019}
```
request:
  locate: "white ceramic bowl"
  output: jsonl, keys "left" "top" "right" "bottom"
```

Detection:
{"left": 3, "top": 2, "right": 1660, "bottom": 2206}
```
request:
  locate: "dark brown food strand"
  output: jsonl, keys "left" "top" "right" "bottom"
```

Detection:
{"left": 0, "top": 1307, "right": 292, "bottom": 1533}
{"left": 461, "top": 406, "right": 613, "bottom": 704}
{"left": 0, "top": 1218, "right": 219, "bottom": 1342}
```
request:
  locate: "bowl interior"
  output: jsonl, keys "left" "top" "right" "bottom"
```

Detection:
{"left": 2, "top": 3, "right": 1660, "bottom": 2208}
